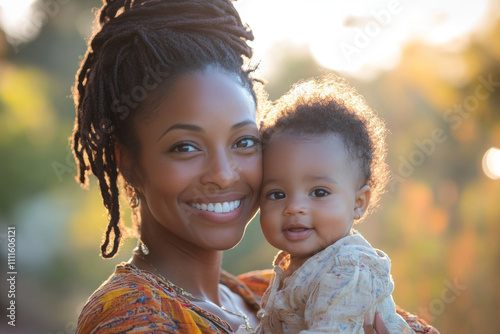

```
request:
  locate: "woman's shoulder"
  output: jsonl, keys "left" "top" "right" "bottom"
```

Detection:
{"left": 76, "top": 263, "right": 198, "bottom": 334}
{"left": 79, "top": 262, "right": 170, "bottom": 311}
{"left": 234, "top": 269, "right": 274, "bottom": 299}
{"left": 85, "top": 262, "right": 162, "bottom": 293}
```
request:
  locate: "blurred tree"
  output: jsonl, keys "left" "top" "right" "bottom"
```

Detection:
{"left": 0, "top": 1, "right": 499, "bottom": 333}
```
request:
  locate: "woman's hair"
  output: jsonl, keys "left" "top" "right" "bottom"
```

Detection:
{"left": 260, "top": 75, "right": 390, "bottom": 216}
{"left": 72, "top": 0, "right": 257, "bottom": 258}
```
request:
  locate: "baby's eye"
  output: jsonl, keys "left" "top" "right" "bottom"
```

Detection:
{"left": 311, "top": 189, "right": 330, "bottom": 198}
{"left": 171, "top": 143, "right": 198, "bottom": 153}
{"left": 267, "top": 191, "right": 286, "bottom": 200}
{"left": 233, "top": 137, "right": 259, "bottom": 149}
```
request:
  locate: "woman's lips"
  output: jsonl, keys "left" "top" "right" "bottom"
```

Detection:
{"left": 190, "top": 200, "right": 241, "bottom": 213}
{"left": 188, "top": 199, "right": 244, "bottom": 223}
{"left": 283, "top": 228, "right": 313, "bottom": 241}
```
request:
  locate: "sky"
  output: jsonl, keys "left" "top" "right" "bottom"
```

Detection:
{"left": 234, "top": 0, "right": 495, "bottom": 79}
{"left": 0, "top": 0, "right": 495, "bottom": 79}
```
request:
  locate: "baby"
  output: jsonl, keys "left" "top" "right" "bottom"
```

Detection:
{"left": 255, "top": 75, "right": 414, "bottom": 333}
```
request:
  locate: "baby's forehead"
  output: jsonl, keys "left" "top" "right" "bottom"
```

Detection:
{"left": 267, "top": 130, "right": 348, "bottom": 151}
{"left": 263, "top": 131, "right": 365, "bottom": 176}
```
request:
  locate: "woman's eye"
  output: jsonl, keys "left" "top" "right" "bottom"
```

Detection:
{"left": 234, "top": 137, "right": 259, "bottom": 149}
{"left": 171, "top": 143, "right": 198, "bottom": 153}
{"left": 268, "top": 191, "right": 286, "bottom": 200}
{"left": 311, "top": 189, "right": 330, "bottom": 198}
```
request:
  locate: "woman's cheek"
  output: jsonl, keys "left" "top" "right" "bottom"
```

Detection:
{"left": 248, "top": 153, "right": 263, "bottom": 192}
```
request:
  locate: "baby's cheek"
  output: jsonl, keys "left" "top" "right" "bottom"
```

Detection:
{"left": 259, "top": 207, "right": 270, "bottom": 228}
{"left": 259, "top": 208, "right": 277, "bottom": 234}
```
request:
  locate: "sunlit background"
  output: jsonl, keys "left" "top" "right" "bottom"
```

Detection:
{"left": 1, "top": 0, "right": 499, "bottom": 333}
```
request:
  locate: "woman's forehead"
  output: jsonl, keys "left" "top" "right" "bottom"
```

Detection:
{"left": 136, "top": 70, "right": 257, "bottom": 138}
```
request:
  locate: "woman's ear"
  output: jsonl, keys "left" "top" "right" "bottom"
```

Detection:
{"left": 354, "top": 185, "right": 371, "bottom": 220}
{"left": 115, "top": 142, "right": 140, "bottom": 187}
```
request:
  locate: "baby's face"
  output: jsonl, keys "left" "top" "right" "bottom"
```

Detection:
{"left": 260, "top": 132, "right": 369, "bottom": 259}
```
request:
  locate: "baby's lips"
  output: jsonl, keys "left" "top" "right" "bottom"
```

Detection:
{"left": 283, "top": 228, "right": 312, "bottom": 241}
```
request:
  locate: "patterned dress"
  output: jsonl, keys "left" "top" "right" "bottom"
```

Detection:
{"left": 76, "top": 262, "right": 439, "bottom": 333}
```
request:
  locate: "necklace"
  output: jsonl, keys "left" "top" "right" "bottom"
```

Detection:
{"left": 133, "top": 245, "right": 255, "bottom": 333}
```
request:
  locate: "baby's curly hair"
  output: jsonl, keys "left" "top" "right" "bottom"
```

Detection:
{"left": 260, "top": 75, "right": 389, "bottom": 215}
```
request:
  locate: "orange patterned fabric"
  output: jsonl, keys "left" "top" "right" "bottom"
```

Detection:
{"left": 76, "top": 263, "right": 438, "bottom": 333}
{"left": 76, "top": 263, "right": 259, "bottom": 334}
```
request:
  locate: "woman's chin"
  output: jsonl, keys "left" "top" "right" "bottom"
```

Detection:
{"left": 201, "top": 226, "right": 246, "bottom": 251}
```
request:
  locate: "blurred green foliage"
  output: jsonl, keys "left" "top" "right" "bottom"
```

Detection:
{"left": 1, "top": 1, "right": 499, "bottom": 333}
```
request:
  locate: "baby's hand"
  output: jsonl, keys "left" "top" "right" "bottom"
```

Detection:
{"left": 363, "top": 312, "right": 389, "bottom": 334}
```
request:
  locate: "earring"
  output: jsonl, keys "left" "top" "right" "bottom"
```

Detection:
{"left": 139, "top": 240, "right": 150, "bottom": 255}
{"left": 129, "top": 189, "right": 140, "bottom": 208}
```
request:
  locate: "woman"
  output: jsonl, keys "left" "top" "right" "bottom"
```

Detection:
{"left": 72, "top": 0, "right": 437, "bottom": 333}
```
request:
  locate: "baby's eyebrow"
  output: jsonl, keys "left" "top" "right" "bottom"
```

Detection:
{"left": 261, "top": 178, "right": 279, "bottom": 188}
{"left": 304, "top": 175, "right": 338, "bottom": 185}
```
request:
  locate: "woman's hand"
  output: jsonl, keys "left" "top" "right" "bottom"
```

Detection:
{"left": 363, "top": 312, "right": 389, "bottom": 334}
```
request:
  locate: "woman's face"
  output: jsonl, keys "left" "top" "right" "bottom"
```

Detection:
{"left": 131, "top": 69, "right": 262, "bottom": 250}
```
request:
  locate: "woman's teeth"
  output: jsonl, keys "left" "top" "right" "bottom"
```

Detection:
{"left": 193, "top": 200, "right": 241, "bottom": 213}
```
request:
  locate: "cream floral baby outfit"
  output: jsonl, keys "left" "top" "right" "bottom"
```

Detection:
{"left": 256, "top": 232, "right": 414, "bottom": 334}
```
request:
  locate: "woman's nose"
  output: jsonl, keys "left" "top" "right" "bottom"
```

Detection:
{"left": 201, "top": 149, "right": 238, "bottom": 189}
{"left": 283, "top": 197, "right": 307, "bottom": 216}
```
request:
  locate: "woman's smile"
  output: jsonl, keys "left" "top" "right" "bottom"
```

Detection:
{"left": 190, "top": 200, "right": 241, "bottom": 213}
{"left": 186, "top": 192, "right": 246, "bottom": 224}
{"left": 188, "top": 198, "right": 245, "bottom": 224}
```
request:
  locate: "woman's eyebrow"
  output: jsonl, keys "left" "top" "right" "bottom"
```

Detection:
{"left": 232, "top": 119, "right": 257, "bottom": 131}
{"left": 157, "top": 124, "right": 203, "bottom": 142}
{"left": 157, "top": 120, "right": 256, "bottom": 142}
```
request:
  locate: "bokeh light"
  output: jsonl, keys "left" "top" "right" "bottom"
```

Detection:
{"left": 0, "top": 0, "right": 38, "bottom": 42}
{"left": 234, "top": 0, "right": 493, "bottom": 80}
{"left": 482, "top": 147, "right": 500, "bottom": 180}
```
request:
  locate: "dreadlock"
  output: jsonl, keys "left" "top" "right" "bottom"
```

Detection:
{"left": 72, "top": 0, "right": 256, "bottom": 258}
